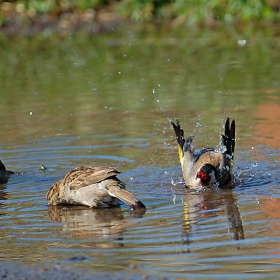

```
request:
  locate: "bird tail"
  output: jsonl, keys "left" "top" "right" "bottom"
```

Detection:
{"left": 170, "top": 119, "right": 185, "bottom": 166}
{"left": 107, "top": 180, "right": 146, "bottom": 210}
{"left": 222, "top": 117, "right": 235, "bottom": 170}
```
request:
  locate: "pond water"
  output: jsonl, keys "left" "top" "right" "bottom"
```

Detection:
{"left": 0, "top": 31, "right": 280, "bottom": 279}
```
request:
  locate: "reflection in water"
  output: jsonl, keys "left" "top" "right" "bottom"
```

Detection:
{"left": 0, "top": 184, "right": 7, "bottom": 206}
{"left": 182, "top": 189, "right": 244, "bottom": 249}
{"left": 48, "top": 205, "right": 145, "bottom": 248}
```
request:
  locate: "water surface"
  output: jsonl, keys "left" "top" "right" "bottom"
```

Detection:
{"left": 0, "top": 33, "right": 280, "bottom": 279}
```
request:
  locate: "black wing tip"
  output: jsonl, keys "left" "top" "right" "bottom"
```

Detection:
{"left": 170, "top": 118, "right": 180, "bottom": 128}
{"left": 223, "top": 117, "right": 236, "bottom": 156}
{"left": 171, "top": 118, "right": 185, "bottom": 148}
{"left": 226, "top": 117, "right": 235, "bottom": 126}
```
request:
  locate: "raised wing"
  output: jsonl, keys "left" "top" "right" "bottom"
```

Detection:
{"left": 171, "top": 119, "right": 195, "bottom": 167}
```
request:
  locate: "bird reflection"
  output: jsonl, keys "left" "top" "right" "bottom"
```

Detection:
{"left": 0, "top": 184, "right": 7, "bottom": 207}
{"left": 182, "top": 189, "right": 244, "bottom": 248}
{"left": 48, "top": 205, "right": 145, "bottom": 247}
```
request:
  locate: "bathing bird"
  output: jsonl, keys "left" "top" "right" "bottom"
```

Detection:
{"left": 47, "top": 165, "right": 146, "bottom": 209}
{"left": 171, "top": 117, "right": 235, "bottom": 188}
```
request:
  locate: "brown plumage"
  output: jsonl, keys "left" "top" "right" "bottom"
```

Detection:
{"left": 47, "top": 165, "right": 146, "bottom": 209}
{"left": 0, "top": 160, "right": 14, "bottom": 184}
{"left": 171, "top": 118, "right": 235, "bottom": 188}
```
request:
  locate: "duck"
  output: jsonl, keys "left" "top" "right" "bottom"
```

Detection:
{"left": 0, "top": 160, "right": 14, "bottom": 184}
{"left": 46, "top": 165, "right": 146, "bottom": 210}
{"left": 171, "top": 117, "right": 235, "bottom": 188}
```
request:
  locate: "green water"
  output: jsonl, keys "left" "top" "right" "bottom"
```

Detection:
{"left": 0, "top": 31, "right": 280, "bottom": 279}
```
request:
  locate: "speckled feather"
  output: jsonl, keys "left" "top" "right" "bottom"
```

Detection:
{"left": 65, "top": 166, "right": 120, "bottom": 190}
{"left": 46, "top": 165, "right": 145, "bottom": 209}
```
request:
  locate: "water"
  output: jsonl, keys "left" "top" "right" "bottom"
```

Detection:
{"left": 0, "top": 32, "right": 280, "bottom": 279}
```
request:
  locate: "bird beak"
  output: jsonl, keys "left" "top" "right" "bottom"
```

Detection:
{"left": 195, "top": 177, "right": 203, "bottom": 187}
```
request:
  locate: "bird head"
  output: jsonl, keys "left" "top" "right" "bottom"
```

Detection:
{"left": 195, "top": 164, "right": 217, "bottom": 187}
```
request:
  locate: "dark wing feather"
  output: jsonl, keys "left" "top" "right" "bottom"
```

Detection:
{"left": 222, "top": 117, "right": 235, "bottom": 158}
{"left": 170, "top": 119, "right": 185, "bottom": 150}
{"left": 230, "top": 119, "right": 235, "bottom": 155}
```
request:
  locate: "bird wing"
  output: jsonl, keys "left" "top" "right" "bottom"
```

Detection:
{"left": 171, "top": 119, "right": 195, "bottom": 167}
{"left": 220, "top": 118, "right": 235, "bottom": 170}
{"left": 63, "top": 166, "right": 120, "bottom": 190}
{"left": 170, "top": 119, "right": 185, "bottom": 166}
{"left": 171, "top": 119, "right": 199, "bottom": 186}
{"left": 217, "top": 118, "right": 235, "bottom": 186}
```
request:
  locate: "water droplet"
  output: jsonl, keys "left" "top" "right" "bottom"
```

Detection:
{"left": 216, "top": 144, "right": 227, "bottom": 154}
{"left": 238, "top": 40, "right": 246, "bottom": 46}
{"left": 173, "top": 194, "right": 176, "bottom": 204}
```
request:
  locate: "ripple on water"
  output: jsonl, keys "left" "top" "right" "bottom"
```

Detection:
{"left": 0, "top": 140, "right": 280, "bottom": 278}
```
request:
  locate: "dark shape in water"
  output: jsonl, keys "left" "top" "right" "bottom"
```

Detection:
{"left": 0, "top": 160, "right": 14, "bottom": 184}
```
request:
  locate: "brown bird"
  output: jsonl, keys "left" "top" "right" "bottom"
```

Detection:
{"left": 0, "top": 160, "right": 14, "bottom": 184}
{"left": 46, "top": 165, "right": 146, "bottom": 210}
{"left": 171, "top": 117, "right": 235, "bottom": 188}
